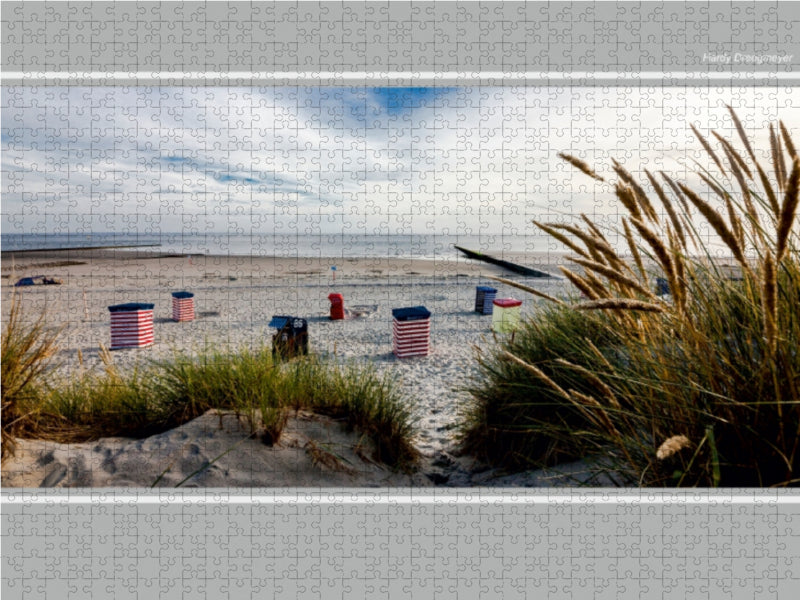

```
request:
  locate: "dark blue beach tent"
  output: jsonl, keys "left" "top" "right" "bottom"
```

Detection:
{"left": 269, "top": 315, "right": 309, "bottom": 358}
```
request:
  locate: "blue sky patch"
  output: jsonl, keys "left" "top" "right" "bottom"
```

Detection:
{"left": 370, "top": 87, "right": 456, "bottom": 116}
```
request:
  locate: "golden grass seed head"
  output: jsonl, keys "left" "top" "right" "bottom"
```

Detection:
{"left": 776, "top": 157, "right": 800, "bottom": 262}
{"left": 532, "top": 220, "right": 591, "bottom": 260}
{"left": 753, "top": 161, "right": 780, "bottom": 223}
{"left": 613, "top": 161, "right": 659, "bottom": 223}
{"left": 487, "top": 275, "right": 565, "bottom": 305}
{"left": 666, "top": 227, "right": 688, "bottom": 315}
{"left": 583, "top": 269, "right": 613, "bottom": 299}
{"left": 762, "top": 251, "right": 778, "bottom": 354}
{"left": 567, "top": 256, "right": 655, "bottom": 299}
{"left": 660, "top": 172, "right": 691, "bottom": 214}
{"left": 557, "top": 153, "right": 606, "bottom": 182}
{"left": 573, "top": 298, "right": 665, "bottom": 312}
{"left": 656, "top": 435, "right": 691, "bottom": 460}
{"left": 677, "top": 183, "right": 749, "bottom": 269}
{"left": 725, "top": 195, "right": 746, "bottom": 248}
{"left": 559, "top": 267, "right": 602, "bottom": 300}
{"left": 567, "top": 390, "right": 622, "bottom": 439}
{"left": 713, "top": 131, "right": 753, "bottom": 180}
{"left": 500, "top": 350, "right": 572, "bottom": 400}
{"left": 691, "top": 123, "right": 727, "bottom": 176}
{"left": 549, "top": 223, "right": 620, "bottom": 266}
{"left": 622, "top": 217, "right": 648, "bottom": 281}
{"left": 629, "top": 217, "right": 677, "bottom": 291}
{"left": 616, "top": 183, "right": 643, "bottom": 221}
{"left": 554, "top": 358, "right": 621, "bottom": 410}
{"left": 719, "top": 142, "right": 755, "bottom": 217}
{"left": 770, "top": 123, "right": 786, "bottom": 193}
{"left": 646, "top": 169, "right": 686, "bottom": 248}
{"left": 780, "top": 121, "right": 797, "bottom": 162}
{"left": 727, "top": 105, "right": 758, "bottom": 163}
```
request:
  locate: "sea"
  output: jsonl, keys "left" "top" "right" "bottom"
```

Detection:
{"left": 1, "top": 232, "right": 553, "bottom": 260}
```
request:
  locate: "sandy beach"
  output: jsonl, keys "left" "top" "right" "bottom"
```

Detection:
{"left": 1, "top": 248, "right": 610, "bottom": 487}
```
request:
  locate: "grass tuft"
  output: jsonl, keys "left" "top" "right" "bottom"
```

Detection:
{"left": 2, "top": 336, "right": 419, "bottom": 471}
{"left": 1, "top": 292, "right": 61, "bottom": 460}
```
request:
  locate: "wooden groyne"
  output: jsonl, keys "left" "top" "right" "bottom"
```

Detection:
{"left": 454, "top": 246, "right": 557, "bottom": 278}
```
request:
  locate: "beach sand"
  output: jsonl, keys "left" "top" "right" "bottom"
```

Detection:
{"left": 1, "top": 248, "right": 613, "bottom": 487}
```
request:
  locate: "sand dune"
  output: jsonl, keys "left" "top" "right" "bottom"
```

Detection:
{"left": 2, "top": 410, "right": 431, "bottom": 488}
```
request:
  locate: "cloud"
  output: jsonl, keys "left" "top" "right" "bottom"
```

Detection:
{"left": 1, "top": 86, "right": 796, "bottom": 237}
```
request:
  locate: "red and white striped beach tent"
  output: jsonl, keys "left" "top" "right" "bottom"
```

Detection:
{"left": 171, "top": 291, "right": 195, "bottom": 322}
{"left": 108, "top": 303, "right": 155, "bottom": 349}
{"left": 392, "top": 306, "right": 431, "bottom": 358}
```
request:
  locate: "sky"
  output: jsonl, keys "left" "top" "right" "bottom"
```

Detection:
{"left": 1, "top": 86, "right": 797, "bottom": 238}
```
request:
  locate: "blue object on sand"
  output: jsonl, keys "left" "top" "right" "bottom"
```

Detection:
{"left": 171, "top": 291, "right": 194, "bottom": 299}
{"left": 108, "top": 303, "right": 155, "bottom": 312}
{"left": 270, "top": 316, "right": 309, "bottom": 358}
{"left": 656, "top": 277, "right": 670, "bottom": 296}
{"left": 268, "top": 316, "right": 290, "bottom": 329}
{"left": 14, "top": 277, "right": 36, "bottom": 286}
{"left": 391, "top": 306, "right": 431, "bottom": 321}
{"left": 475, "top": 286, "right": 498, "bottom": 315}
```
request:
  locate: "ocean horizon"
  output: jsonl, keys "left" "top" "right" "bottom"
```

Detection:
{"left": 0, "top": 232, "right": 556, "bottom": 260}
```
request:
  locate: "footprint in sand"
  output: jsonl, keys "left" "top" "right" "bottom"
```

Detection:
{"left": 40, "top": 462, "right": 68, "bottom": 487}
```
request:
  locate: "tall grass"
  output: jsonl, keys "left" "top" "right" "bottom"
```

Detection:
{"left": 461, "top": 304, "right": 623, "bottom": 469}
{"left": 461, "top": 108, "right": 800, "bottom": 487}
{"left": 3, "top": 327, "right": 419, "bottom": 470}
{"left": 1, "top": 292, "right": 61, "bottom": 460}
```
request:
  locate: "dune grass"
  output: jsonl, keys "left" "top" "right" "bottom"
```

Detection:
{"left": 461, "top": 304, "right": 624, "bottom": 469}
{"left": 460, "top": 108, "right": 800, "bottom": 487}
{"left": 1, "top": 292, "right": 62, "bottom": 460}
{"left": 2, "top": 317, "right": 419, "bottom": 470}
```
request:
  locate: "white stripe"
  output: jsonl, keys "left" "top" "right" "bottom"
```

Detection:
{"left": 111, "top": 332, "right": 154, "bottom": 337}
{"left": 110, "top": 344, "right": 153, "bottom": 349}
{"left": 2, "top": 71, "right": 798, "bottom": 82}
{"left": 4, "top": 494, "right": 798, "bottom": 505}
{"left": 111, "top": 335, "right": 154, "bottom": 339}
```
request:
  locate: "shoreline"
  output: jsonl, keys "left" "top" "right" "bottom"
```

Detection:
{"left": 1, "top": 244, "right": 161, "bottom": 255}
{"left": 2, "top": 246, "right": 563, "bottom": 263}
{"left": 1, "top": 248, "right": 569, "bottom": 281}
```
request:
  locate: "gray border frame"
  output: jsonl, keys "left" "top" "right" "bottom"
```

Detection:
{"left": 2, "top": 1, "right": 800, "bottom": 86}
{"left": 3, "top": 2, "right": 800, "bottom": 598}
